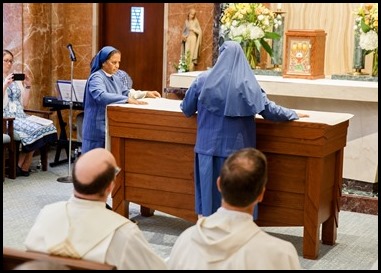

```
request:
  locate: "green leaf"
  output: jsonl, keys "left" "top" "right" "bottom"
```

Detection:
{"left": 360, "top": 19, "right": 371, "bottom": 33}
{"left": 233, "top": 37, "right": 243, "bottom": 44}
{"left": 264, "top": 32, "right": 281, "bottom": 40}
{"left": 254, "top": 39, "right": 262, "bottom": 51}
{"left": 260, "top": 39, "right": 273, "bottom": 57}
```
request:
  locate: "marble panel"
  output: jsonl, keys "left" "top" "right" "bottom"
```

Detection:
{"left": 341, "top": 194, "right": 378, "bottom": 215}
{"left": 166, "top": 3, "right": 214, "bottom": 86}
{"left": 343, "top": 179, "right": 378, "bottom": 194}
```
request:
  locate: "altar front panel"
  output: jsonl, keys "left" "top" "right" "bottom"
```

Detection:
{"left": 107, "top": 99, "right": 351, "bottom": 259}
{"left": 169, "top": 71, "right": 378, "bottom": 183}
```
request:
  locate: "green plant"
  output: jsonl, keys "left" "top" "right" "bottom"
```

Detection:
{"left": 175, "top": 50, "right": 191, "bottom": 72}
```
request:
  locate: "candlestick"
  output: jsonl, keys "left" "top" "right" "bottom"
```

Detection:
{"left": 277, "top": 3, "right": 282, "bottom": 11}
{"left": 353, "top": 33, "right": 365, "bottom": 70}
{"left": 271, "top": 11, "right": 286, "bottom": 71}
{"left": 350, "top": 8, "right": 367, "bottom": 76}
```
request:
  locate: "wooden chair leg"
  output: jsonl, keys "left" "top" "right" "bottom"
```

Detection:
{"left": 3, "top": 144, "right": 16, "bottom": 180}
{"left": 3, "top": 148, "right": 5, "bottom": 182}
{"left": 40, "top": 145, "right": 49, "bottom": 171}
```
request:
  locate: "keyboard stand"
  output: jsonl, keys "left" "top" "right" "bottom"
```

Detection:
{"left": 48, "top": 108, "right": 82, "bottom": 167}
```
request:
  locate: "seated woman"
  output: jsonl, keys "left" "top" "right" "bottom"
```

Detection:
{"left": 3, "top": 49, "right": 57, "bottom": 177}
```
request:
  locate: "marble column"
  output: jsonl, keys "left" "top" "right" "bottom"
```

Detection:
{"left": 22, "top": 3, "right": 53, "bottom": 108}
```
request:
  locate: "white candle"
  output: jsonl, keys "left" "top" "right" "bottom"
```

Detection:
{"left": 277, "top": 3, "right": 282, "bottom": 10}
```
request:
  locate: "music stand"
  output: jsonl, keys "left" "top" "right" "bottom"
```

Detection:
{"left": 57, "top": 45, "right": 76, "bottom": 183}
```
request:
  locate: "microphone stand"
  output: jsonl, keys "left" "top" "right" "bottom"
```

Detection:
{"left": 57, "top": 51, "right": 75, "bottom": 183}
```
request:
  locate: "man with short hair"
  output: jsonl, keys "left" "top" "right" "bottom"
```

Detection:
{"left": 24, "top": 148, "right": 167, "bottom": 270}
{"left": 167, "top": 147, "right": 301, "bottom": 270}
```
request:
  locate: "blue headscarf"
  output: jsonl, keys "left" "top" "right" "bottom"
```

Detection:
{"left": 198, "top": 41, "right": 265, "bottom": 117}
{"left": 90, "top": 46, "right": 118, "bottom": 74}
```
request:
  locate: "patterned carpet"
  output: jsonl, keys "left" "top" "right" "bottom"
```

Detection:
{"left": 3, "top": 155, "right": 378, "bottom": 270}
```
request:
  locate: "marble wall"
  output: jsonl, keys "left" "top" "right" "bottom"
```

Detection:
{"left": 3, "top": 4, "right": 93, "bottom": 108}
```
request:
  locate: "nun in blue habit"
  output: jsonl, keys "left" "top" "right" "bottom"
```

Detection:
{"left": 180, "top": 40, "right": 307, "bottom": 218}
{"left": 81, "top": 46, "right": 148, "bottom": 154}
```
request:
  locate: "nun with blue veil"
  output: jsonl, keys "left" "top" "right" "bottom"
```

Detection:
{"left": 180, "top": 40, "right": 308, "bottom": 219}
{"left": 81, "top": 46, "right": 160, "bottom": 154}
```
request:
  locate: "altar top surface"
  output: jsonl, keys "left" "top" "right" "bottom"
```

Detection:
{"left": 108, "top": 98, "right": 353, "bottom": 126}
{"left": 169, "top": 71, "right": 378, "bottom": 102}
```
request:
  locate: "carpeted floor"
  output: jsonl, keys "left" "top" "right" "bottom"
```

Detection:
{"left": 3, "top": 154, "right": 378, "bottom": 270}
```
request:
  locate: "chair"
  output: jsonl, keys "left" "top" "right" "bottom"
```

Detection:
{"left": 3, "top": 247, "right": 117, "bottom": 270}
{"left": 3, "top": 117, "right": 17, "bottom": 180}
{"left": 15, "top": 109, "right": 56, "bottom": 172}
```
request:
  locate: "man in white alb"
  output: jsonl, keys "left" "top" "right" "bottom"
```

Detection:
{"left": 24, "top": 148, "right": 167, "bottom": 270}
{"left": 167, "top": 148, "right": 301, "bottom": 270}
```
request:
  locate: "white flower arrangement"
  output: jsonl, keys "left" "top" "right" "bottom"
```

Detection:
{"left": 354, "top": 3, "right": 378, "bottom": 52}
{"left": 359, "top": 30, "right": 378, "bottom": 51}
{"left": 353, "top": 3, "right": 378, "bottom": 76}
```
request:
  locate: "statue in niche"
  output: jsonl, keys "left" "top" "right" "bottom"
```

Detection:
{"left": 181, "top": 8, "right": 202, "bottom": 71}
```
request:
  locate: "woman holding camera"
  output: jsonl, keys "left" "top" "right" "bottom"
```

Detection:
{"left": 3, "top": 49, "right": 57, "bottom": 177}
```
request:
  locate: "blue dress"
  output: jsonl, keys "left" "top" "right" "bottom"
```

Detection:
{"left": 180, "top": 41, "right": 299, "bottom": 217}
{"left": 3, "top": 81, "right": 57, "bottom": 152}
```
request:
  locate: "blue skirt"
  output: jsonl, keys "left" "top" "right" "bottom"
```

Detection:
{"left": 194, "top": 153, "right": 258, "bottom": 219}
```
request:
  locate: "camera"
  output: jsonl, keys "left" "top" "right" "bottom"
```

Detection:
{"left": 13, "top": 73, "right": 25, "bottom": 81}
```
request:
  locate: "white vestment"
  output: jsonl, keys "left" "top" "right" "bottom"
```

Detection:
{"left": 167, "top": 207, "right": 301, "bottom": 270}
{"left": 24, "top": 196, "right": 167, "bottom": 270}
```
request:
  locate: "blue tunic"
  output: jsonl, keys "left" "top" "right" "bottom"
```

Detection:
{"left": 180, "top": 41, "right": 299, "bottom": 217}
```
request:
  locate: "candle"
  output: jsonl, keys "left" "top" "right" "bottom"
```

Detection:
{"left": 277, "top": 3, "right": 282, "bottom": 10}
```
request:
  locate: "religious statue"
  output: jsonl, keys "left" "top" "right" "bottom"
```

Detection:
{"left": 181, "top": 8, "right": 202, "bottom": 71}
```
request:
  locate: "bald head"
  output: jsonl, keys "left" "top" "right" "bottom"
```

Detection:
{"left": 72, "top": 148, "right": 118, "bottom": 197}
{"left": 75, "top": 148, "right": 116, "bottom": 185}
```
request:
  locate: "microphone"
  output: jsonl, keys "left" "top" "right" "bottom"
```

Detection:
{"left": 67, "top": 44, "right": 77, "bottom": 62}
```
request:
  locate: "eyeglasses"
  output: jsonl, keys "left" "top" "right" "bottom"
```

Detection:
{"left": 115, "top": 166, "right": 121, "bottom": 176}
{"left": 3, "top": 59, "right": 13, "bottom": 64}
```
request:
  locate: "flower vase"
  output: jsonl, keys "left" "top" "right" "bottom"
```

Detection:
{"left": 372, "top": 49, "right": 378, "bottom": 77}
{"left": 242, "top": 42, "right": 260, "bottom": 70}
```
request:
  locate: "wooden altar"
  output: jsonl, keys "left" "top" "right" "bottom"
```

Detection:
{"left": 107, "top": 98, "right": 352, "bottom": 260}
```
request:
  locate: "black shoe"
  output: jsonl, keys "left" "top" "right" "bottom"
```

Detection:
{"left": 16, "top": 166, "right": 30, "bottom": 177}
{"left": 105, "top": 203, "right": 112, "bottom": 210}
{"left": 130, "top": 219, "right": 138, "bottom": 225}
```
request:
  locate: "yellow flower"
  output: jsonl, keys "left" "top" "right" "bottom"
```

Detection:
{"left": 220, "top": 3, "right": 280, "bottom": 63}
{"left": 354, "top": 3, "right": 378, "bottom": 76}
{"left": 354, "top": 3, "right": 378, "bottom": 52}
